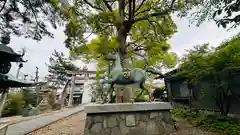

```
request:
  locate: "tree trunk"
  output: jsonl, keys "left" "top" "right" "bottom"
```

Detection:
{"left": 117, "top": 28, "right": 128, "bottom": 67}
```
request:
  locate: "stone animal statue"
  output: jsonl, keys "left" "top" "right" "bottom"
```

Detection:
{"left": 100, "top": 52, "right": 165, "bottom": 102}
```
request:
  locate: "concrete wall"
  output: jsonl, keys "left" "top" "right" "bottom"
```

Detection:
{"left": 82, "top": 79, "right": 95, "bottom": 104}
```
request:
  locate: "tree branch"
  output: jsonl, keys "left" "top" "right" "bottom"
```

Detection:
{"left": 83, "top": 0, "right": 104, "bottom": 11}
{"left": 132, "top": 0, "right": 136, "bottom": 17}
{"left": 133, "top": 0, "right": 176, "bottom": 23}
{"left": 133, "top": 10, "right": 170, "bottom": 23}
{"left": 128, "top": 0, "right": 133, "bottom": 21}
{"left": 134, "top": 8, "right": 151, "bottom": 17}
{"left": 0, "top": 0, "right": 7, "bottom": 13}
{"left": 103, "top": 0, "right": 113, "bottom": 12}
{"left": 27, "top": 0, "right": 40, "bottom": 31}
{"left": 135, "top": 0, "right": 146, "bottom": 13}
{"left": 134, "top": 52, "right": 149, "bottom": 65}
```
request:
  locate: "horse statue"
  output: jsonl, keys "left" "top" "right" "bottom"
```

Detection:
{"left": 100, "top": 52, "right": 165, "bottom": 102}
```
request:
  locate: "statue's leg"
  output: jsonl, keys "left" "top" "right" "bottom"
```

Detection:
{"left": 108, "top": 83, "right": 114, "bottom": 103}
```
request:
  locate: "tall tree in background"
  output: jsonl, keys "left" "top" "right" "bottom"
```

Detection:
{"left": 61, "top": 0, "right": 196, "bottom": 73}
{"left": 184, "top": 0, "right": 240, "bottom": 29}
{"left": 0, "top": 0, "right": 63, "bottom": 40}
{"left": 46, "top": 50, "right": 78, "bottom": 88}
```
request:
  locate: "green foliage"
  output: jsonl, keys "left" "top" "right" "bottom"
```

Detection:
{"left": 174, "top": 36, "right": 240, "bottom": 115}
{"left": 46, "top": 50, "right": 80, "bottom": 87}
{"left": 21, "top": 89, "right": 38, "bottom": 108}
{"left": 184, "top": 0, "right": 240, "bottom": 29}
{"left": 0, "top": 0, "right": 63, "bottom": 40}
{"left": 171, "top": 107, "right": 199, "bottom": 119}
{"left": 135, "top": 88, "right": 147, "bottom": 102}
{"left": 171, "top": 107, "right": 240, "bottom": 135}
{"left": 194, "top": 115, "right": 240, "bottom": 135}
{"left": 2, "top": 93, "right": 24, "bottom": 117}
{"left": 61, "top": 0, "right": 196, "bottom": 72}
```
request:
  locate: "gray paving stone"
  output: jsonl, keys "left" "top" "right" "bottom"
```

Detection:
{"left": 6, "top": 105, "right": 84, "bottom": 135}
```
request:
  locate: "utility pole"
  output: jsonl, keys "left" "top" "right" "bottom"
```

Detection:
{"left": 35, "top": 66, "right": 39, "bottom": 83}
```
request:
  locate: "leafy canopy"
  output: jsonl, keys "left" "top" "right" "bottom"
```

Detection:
{"left": 46, "top": 50, "right": 79, "bottom": 87}
{"left": 177, "top": 36, "right": 240, "bottom": 85}
{"left": 62, "top": 0, "right": 195, "bottom": 70}
{"left": 0, "top": 0, "right": 63, "bottom": 40}
{"left": 184, "top": 0, "right": 240, "bottom": 29}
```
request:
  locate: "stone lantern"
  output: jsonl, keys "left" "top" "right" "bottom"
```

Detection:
{"left": 38, "top": 88, "right": 51, "bottom": 112}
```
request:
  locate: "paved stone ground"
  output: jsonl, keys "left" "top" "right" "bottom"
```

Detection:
{"left": 26, "top": 112, "right": 86, "bottom": 135}
{"left": 6, "top": 106, "right": 84, "bottom": 135}
{"left": 0, "top": 107, "right": 72, "bottom": 125}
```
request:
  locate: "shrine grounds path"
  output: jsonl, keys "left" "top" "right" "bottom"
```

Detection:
{"left": 6, "top": 105, "right": 85, "bottom": 135}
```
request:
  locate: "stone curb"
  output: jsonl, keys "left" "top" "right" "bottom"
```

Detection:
{"left": 24, "top": 108, "right": 84, "bottom": 135}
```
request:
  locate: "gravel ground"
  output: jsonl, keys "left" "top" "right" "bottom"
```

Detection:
{"left": 26, "top": 112, "right": 86, "bottom": 135}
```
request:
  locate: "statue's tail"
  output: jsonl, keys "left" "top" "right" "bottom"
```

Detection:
{"left": 145, "top": 67, "right": 166, "bottom": 79}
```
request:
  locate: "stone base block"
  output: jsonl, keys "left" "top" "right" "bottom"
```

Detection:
{"left": 0, "top": 124, "right": 8, "bottom": 135}
{"left": 84, "top": 102, "right": 175, "bottom": 135}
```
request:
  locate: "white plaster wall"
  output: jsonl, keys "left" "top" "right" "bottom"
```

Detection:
{"left": 82, "top": 79, "right": 96, "bottom": 104}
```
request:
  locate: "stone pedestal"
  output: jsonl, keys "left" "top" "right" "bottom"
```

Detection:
{"left": 0, "top": 124, "right": 8, "bottom": 135}
{"left": 84, "top": 102, "right": 175, "bottom": 135}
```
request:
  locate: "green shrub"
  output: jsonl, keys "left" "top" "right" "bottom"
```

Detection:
{"left": 171, "top": 107, "right": 240, "bottom": 135}
{"left": 21, "top": 88, "right": 38, "bottom": 107}
{"left": 193, "top": 115, "right": 240, "bottom": 135}
{"left": 170, "top": 107, "right": 199, "bottom": 119}
{"left": 2, "top": 93, "right": 25, "bottom": 117}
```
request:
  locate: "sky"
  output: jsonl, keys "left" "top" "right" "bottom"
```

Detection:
{"left": 8, "top": 15, "right": 240, "bottom": 81}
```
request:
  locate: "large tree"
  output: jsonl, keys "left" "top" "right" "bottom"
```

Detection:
{"left": 185, "top": 0, "right": 240, "bottom": 29}
{"left": 175, "top": 36, "right": 240, "bottom": 115}
{"left": 0, "top": 0, "right": 63, "bottom": 40}
{"left": 61, "top": 0, "right": 195, "bottom": 71}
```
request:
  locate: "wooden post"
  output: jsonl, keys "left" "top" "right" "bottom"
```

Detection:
{"left": 68, "top": 74, "right": 76, "bottom": 107}
{"left": 0, "top": 89, "right": 8, "bottom": 117}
